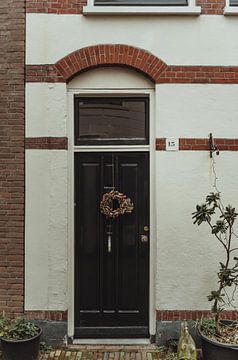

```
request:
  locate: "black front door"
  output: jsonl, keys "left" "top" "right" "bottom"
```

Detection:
{"left": 74, "top": 152, "right": 149, "bottom": 338}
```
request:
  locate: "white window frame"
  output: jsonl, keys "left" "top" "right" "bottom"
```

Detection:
{"left": 224, "top": 0, "right": 238, "bottom": 14}
{"left": 83, "top": 0, "right": 201, "bottom": 15}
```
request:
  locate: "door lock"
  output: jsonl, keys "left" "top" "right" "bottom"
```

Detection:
{"left": 144, "top": 226, "right": 149, "bottom": 232}
{"left": 140, "top": 234, "right": 149, "bottom": 243}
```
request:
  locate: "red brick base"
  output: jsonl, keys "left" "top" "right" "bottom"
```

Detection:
{"left": 25, "top": 310, "right": 68, "bottom": 321}
{"left": 25, "top": 310, "right": 238, "bottom": 322}
{"left": 156, "top": 310, "right": 238, "bottom": 321}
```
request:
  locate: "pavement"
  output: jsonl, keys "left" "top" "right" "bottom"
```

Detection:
{"left": 39, "top": 345, "right": 167, "bottom": 360}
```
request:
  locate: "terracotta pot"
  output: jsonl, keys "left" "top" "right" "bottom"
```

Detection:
{"left": 1, "top": 327, "right": 42, "bottom": 360}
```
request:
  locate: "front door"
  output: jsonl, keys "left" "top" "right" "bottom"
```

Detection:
{"left": 74, "top": 152, "right": 149, "bottom": 338}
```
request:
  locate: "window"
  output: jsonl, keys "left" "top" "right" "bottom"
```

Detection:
{"left": 83, "top": 0, "right": 201, "bottom": 15}
{"left": 74, "top": 97, "right": 149, "bottom": 146}
{"left": 224, "top": 0, "right": 238, "bottom": 13}
{"left": 94, "top": 0, "right": 188, "bottom": 5}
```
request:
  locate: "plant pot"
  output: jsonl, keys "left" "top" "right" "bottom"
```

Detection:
{"left": 1, "top": 327, "right": 42, "bottom": 360}
{"left": 197, "top": 321, "right": 238, "bottom": 360}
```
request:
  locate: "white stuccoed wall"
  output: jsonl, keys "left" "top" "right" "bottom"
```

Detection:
{"left": 26, "top": 83, "right": 67, "bottom": 137}
{"left": 68, "top": 67, "right": 154, "bottom": 90}
{"left": 25, "top": 66, "right": 238, "bottom": 312}
{"left": 25, "top": 68, "right": 153, "bottom": 310}
{"left": 156, "top": 84, "right": 238, "bottom": 138}
{"left": 25, "top": 150, "right": 68, "bottom": 310}
{"left": 156, "top": 151, "right": 238, "bottom": 310}
{"left": 26, "top": 14, "right": 238, "bottom": 65}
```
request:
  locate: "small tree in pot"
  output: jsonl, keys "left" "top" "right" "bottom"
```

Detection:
{"left": 192, "top": 192, "right": 238, "bottom": 359}
{"left": 0, "top": 313, "right": 42, "bottom": 360}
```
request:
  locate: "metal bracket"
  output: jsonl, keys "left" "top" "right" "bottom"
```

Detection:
{"left": 209, "top": 133, "right": 219, "bottom": 158}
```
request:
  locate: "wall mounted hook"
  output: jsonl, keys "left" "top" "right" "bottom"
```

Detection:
{"left": 209, "top": 133, "right": 219, "bottom": 158}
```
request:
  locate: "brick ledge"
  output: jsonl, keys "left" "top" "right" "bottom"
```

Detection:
{"left": 25, "top": 137, "right": 68, "bottom": 150}
{"left": 156, "top": 310, "right": 238, "bottom": 321}
{"left": 25, "top": 310, "right": 68, "bottom": 321}
{"left": 156, "top": 138, "right": 238, "bottom": 151}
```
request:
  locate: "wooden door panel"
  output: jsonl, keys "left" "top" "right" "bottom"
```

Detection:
{"left": 75, "top": 152, "right": 149, "bottom": 337}
{"left": 75, "top": 161, "right": 101, "bottom": 317}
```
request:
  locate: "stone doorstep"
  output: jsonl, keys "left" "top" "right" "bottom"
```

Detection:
{"left": 67, "top": 345, "right": 158, "bottom": 351}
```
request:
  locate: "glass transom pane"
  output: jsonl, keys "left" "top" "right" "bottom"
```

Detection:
{"left": 74, "top": 97, "right": 149, "bottom": 145}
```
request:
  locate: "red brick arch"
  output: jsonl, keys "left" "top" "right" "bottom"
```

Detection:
{"left": 55, "top": 44, "right": 167, "bottom": 83}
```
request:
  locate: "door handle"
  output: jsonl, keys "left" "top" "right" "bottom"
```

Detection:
{"left": 107, "top": 233, "right": 112, "bottom": 253}
{"left": 106, "top": 224, "right": 112, "bottom": 253}
{"left": 140, "top": 234, "right": 149, "bottom": 243}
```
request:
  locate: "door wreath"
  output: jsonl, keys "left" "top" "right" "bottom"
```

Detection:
{"left": 100, "top": 190, "right": 134, "bottom": 219}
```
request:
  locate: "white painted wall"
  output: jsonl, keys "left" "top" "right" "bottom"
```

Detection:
{"left": 26, "top": 81, "right": 238, "bottom": 138}
{"left": 25, "top": 66, "right": 238, "bottom": 314}
{"left": 26, "top": 83, "right": 67, "bottom": 137}
{"left": 68, "top": 67, "right": 154, "bottom": 89}
{"left": 25, "top": 68, "right": 153, "bottom": 310}
{"left": 156, "top": 84, "right": 238, "bottom": 138}
{"left": 156, "top": 151, "right": 238, "bottom": 310}
{"left": 26, "top": 14, "right": 238, "bottom": 66}
{"left": 25, "top": 150, "right": 68, "bottom": 310}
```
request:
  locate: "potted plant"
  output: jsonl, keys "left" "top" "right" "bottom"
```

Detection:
{"left": 0, "top": 313, "right": 42, "bottom": 360}
{"left": 192, "top": 192, "right": 238, "bottom": 360}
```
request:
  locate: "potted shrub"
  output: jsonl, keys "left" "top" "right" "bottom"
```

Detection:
{"left": 192, "top": 192, "right": 238, "bottom": 360}
{"left": 0, "top": 313, "right": 42, "bottom": 360}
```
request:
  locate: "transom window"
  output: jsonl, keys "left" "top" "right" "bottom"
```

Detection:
{"left": 74, "top": 97, "right": 149, "bottom": 145}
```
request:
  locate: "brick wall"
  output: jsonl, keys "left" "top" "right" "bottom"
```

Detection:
{"left": 156, "top": 310, "right": 238, "bottom": 321}
{"left": 26, "top": 0, "right": 87, "bottom": 14}
{"left": 156, "top": 138, "right": 238, "bottom": 151}
{"left": 197, "top": 0, "right": 225, "bottom": 14}
{"left": 25, "top": 45, "right": 238, "bottom": 85}
{"left": 0, "top": 0, "right": 25, "bottom": 315}
{"left": 26, "top": 0, "right": 225, "bottom": 15}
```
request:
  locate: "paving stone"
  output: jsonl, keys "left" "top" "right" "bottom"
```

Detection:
{"left": 40, "top": 346, "right": 202, "bottom": 360}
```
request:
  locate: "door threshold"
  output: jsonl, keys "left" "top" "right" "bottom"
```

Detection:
{"left": 72, "top": 338, "right": 151, "bottom": 345}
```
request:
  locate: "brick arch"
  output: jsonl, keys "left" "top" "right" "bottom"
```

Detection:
{"left": 55, "top": 44, "right": 167, "bottom": 83}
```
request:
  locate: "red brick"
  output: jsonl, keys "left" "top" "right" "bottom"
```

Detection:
{"left": 197, "top": 0, "right": 225, "bottom": 14}
{"left": 26, "top": 0, "right": 86, "bottom": 14}
{"left": 26, "top": 45, "right": 168, "bottom": 84}
{"left": 156, "top": 138, "right": 238, "bottom": 151}
{"left": 0, "top": 0, "right": 25, "bottom": 315}
{"left": 26, "top": 0, "right": 226, "bottom": 15}
{"left": 156, "top": 310, "right": 238, "bottom": 321}
{"left": 25, "top": 310, "right": 68, "bottom": 321}
{"left": 25, "top": 137, "right": 68, "bottom": 150}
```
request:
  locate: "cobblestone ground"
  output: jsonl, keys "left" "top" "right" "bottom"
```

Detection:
{"left": 40, "top": 345, "right": 165, "bottom": 360}
{"left": 0, "top": 346, "right": 202, "bottom": 360}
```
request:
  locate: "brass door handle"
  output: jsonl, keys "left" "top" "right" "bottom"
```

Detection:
{"left": 140, "top": 234, "right": 149, "bottom": 243}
